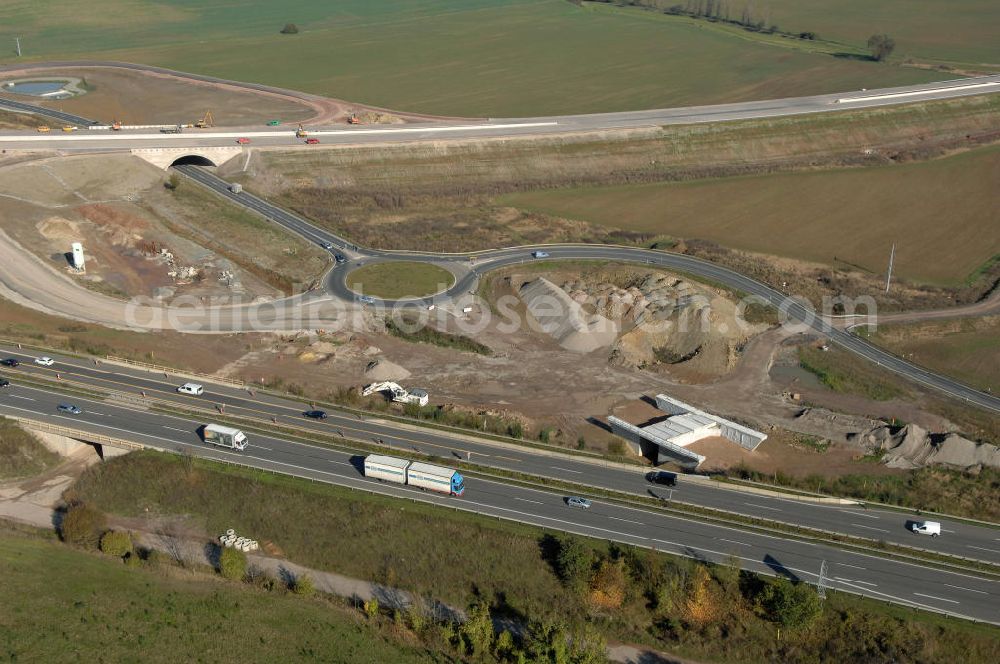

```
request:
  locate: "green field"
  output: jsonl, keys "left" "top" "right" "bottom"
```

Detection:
{"left": 0, "top": 0, "right": 948, "bottom": 116}
{"left": 0, "top": 418, "right": 60, "bottom": 479}
{"left": 347, "top": 261, "right": 455, "bottom": 299}
{"left": 501, "top": 144, "right": 1000, "bottom": 285}
{"left": 0, "top": 528, "right": 441, "bottom": 664}
{"left": 862, "top": 316, "right": 1000, "bottom": 394}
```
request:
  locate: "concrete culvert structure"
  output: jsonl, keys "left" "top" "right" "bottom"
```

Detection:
{"left": 169, "top": 155, "right": 216, "bottom": 167}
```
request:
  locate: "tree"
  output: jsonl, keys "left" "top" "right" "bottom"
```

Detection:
{"left": 554, "top": 535, "right": 593, "bottom": 590}
{"left": 280, "top": 23, "right": 299, "bottom": 35}
{"left": 99, "top": 530, "right": 133, "bottom": 558}
{"left": 756, "top": 578, "right": 822, "bottom": 628}
{"left": 60, "top": 503, "right": 106, "bottom": 548}
{"left": 867, "top": 34, "right": 896, "bottom": 61}
{"left": 459, "top": 602, "right": 494, "bottom": 656}
{"left": 588, "top": 558, "right": 627, "bottom": 610}
{"left": 218, "top": 546, "right": 247, "bottom": 581}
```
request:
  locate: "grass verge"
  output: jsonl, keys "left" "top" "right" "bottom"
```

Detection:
{"left": 66, "top": 451, "right": 1000, "bottom": 663}
{"left": 385, "top": 317, "right": 492, "bottom": 356}
{"left": 798, "top": 345, "right": 906, "bottom": 401}
{"left": 0, "top": 522, "right": 441, "bottom": 664}
{"left": 346, "top": 262, "right": 454, "bottom": 299}
{"left": 0, "top": 417, "right": 60, "bottom": 479}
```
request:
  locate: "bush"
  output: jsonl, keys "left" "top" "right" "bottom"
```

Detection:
{"left": 218, "top": 547, "right": 248, "bottom": 581}
{"left": 364, "top": 597, "right": 380, "bottom": 619}
{"left": 99, "top": 530, "right": 133, "bottom": 558}
{"left": 555, "top": 535, "right": 592, "bottom": 589}
{"left": 124, "top": 551, "right": 142, "bottom": 568}
{"left": 60, "top": 503, "right": 106, "bottom": 548}
{"left": 756, "top": 578, "right": 822, "bottom": 628}
{"left": 280, "top": 23, "right": 299, "bottom": 34}
{"left": 293, "top": 573, "right": 315, "bottom": 597}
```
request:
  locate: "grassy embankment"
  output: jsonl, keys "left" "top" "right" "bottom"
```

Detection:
{"left": 0, "top": 109, "right": 45, "bottom": 130}
{"left": 0, "top": 418, "right": 60, "bottom": 479}
{"left": 860, "top": 316, "right": 1000, "bottom": 394}
{"left": 3, "top": 0, "right": 946, "bottom": 117}
{"left": 153, "top": 179, "right": 329, "bottom": 295}
{"left": 0, "top": 524, "right": 443, "bottom": 664}
{"left": 346, "top": 261, "right": 455, "bottom": 299}
{"left": 64, "top": 451, "right": 1000, "bottom": 664}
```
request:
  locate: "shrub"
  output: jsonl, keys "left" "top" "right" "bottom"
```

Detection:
{"left": 280, "top": 23, "right": 299, "bottom": 34}
{"left": 363, "top": 597, "right": 380, "bottom": 619}
{"left": 293, "top": 573, "right": 315, "bottom": 597}
{"left": 218, "top": 547, "right": 248, "bottom": 581}
{"left": 756, "top": 578, "right": 822, "bottom": 628}
{"left": 555, "top": 535, "right": 593, "bottom": 589}
{"left": 60, "top": 503, "right": 106, "bottom": 548}
{"left": 99, "top": 530, "right": 133, "bottom": 558}
{"left": 589, "top": 558, "right": 627, "bottom": 610}
{"left": 124, "top": 551, "right": 142, "bottom": 568}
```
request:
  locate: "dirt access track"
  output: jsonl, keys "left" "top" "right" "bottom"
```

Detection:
{"left": 0, "top": 62, "right": 472, "bottom": 127}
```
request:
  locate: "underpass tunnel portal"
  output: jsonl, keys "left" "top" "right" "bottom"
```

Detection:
{"left": 170, "top": 155, "right": 216, "bottom": 167}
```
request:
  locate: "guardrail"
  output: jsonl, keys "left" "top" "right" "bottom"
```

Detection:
{"left": 104, "top": 355, "right": 246, "bottom": 388}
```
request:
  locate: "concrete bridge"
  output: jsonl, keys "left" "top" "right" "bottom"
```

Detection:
{"left": 131, "top": 146, "right": 243, "bottom": 170}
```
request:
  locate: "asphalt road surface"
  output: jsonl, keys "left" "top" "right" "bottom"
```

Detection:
{"left": 2, "top": 343, "right": 998, "bottom": 566}
{"left": 0, "top": 367, "right": 997, "bottom": 624}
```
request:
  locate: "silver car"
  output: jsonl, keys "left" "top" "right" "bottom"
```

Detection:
{"left": 566, "top": 496, "right": 592, "bottom": 509}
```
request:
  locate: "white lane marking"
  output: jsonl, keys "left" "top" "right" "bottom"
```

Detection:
{"left": 718, "top": 538, "right": 751, "bottom": 547}
{"left": 252, "top": 445, "right": 272, "bottom": 451}
{"left": 944, "top": 584, "right": 988, "bottom": 595}
{"left": 550, "top": 466, "right": 583, "bottom": 474}
{"left": 913, "top": 592, "right": 960, "bottom": 605}
{"left": 9, "top": 395, "right": 35, "bottom": 401}
{"left": 163, "top": 426, "right": 190, "bottom": 433}
{"left": 0, "top": 122, "right": 560, "bottom": 143}
{"left": 852, "top": 523, "right": 890, "bottom": 533}
{"left": 494, "top": 455, "right": 521, "bottom": 462}
{"left": 836, "top": 81, "right": 1000, "bottom": 104}
{"left": 514, "top": 497, "right": 543, "bottom": 505}
{"left": 87, "top": 411, "right": 109, "bottom": 417}
{"left": 839, "top": 509, "right": 879, "bottom": 520}
{"left": 836, "top": 562, "right": 866, "bottom": 570}
{"left": 967, "top": 545, "right": 1000, "bottom": 555}
{"left": 608, "top": 516, "right": 644, "bottom": 525}
{"left": 834, "top": 576, "right": 877, "bottom": 587}
{"left": 744, "top": 502, "right": 781, "bottom": 511}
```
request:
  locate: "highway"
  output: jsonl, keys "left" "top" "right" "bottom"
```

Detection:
{"left": 2, "top": 342, "right": 998, "bottom": 566}
{"left": 2, "top": 69, "right": 999, "bottom": 151}
{"left": 0, "top": 368, "right": 997, "bottom": 624}
{"left": 176, "top": 165, "right": 1000, "bottom": 415}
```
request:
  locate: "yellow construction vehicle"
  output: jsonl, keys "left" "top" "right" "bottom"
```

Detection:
{"left": 36, "top": 126, "right": 51, "bottom": 133}
{"left": 295, "top": 123, "right": 308, "bottom": 138}
{"left": 61, "top": 125, "right": 77, "bottom": 132}
{"left": 194, "top": 111, "right": 215, "bottom": 128}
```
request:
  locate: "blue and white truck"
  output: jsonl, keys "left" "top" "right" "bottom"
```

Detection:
{"left": 364, "top": 454, "right": 465, "bottom": 496}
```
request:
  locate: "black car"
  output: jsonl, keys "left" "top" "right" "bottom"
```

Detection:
{"left": 0, "top": 379, "right": 10, "bottom": 388}
{"left": 1, "top": 358, "right": 19, "bottom": 367}
{"left": 303, "top": 410, "right": 328, "bottom": 420}
{"left": 646, "top": 471, "right": 677, "bottom": 487}
{"left": 335, "top": 254, "right": 347, "bottom": 264}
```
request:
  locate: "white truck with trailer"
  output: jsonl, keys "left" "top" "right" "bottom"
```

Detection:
{"left": 363, "top": 454, "right": 465, "bottom": 496}
{"left": 203, "top": 424, "right": 248, "bottom": 451}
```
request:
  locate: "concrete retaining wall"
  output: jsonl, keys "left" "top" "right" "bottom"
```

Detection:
{"left": 655, "top": 394, "right": 766, "bottom": 451}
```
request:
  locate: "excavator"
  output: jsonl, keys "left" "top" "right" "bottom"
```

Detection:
{"left": 347, "top": 113, "right": 362, "bottom": 125}
{"left": 194, "top": 111, "right": 214, "bottom": 128}
{"left": 295, "top": 123, "right": 308, "bottom": 138}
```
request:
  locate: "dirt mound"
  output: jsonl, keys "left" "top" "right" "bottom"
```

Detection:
{"left": 364, "top": 359, "right": 411, "bottom": 382}
{"left": 562, "top": 273, "right": 763, "bottom": 377}
{"left": 851, "top": 424, "right": 1000, "bottom": 471}
{"left": 519, "top": 278, "right": 618, "bottom": 353}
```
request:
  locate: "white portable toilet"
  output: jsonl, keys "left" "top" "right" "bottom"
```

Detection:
{"left": 71, "top": 242, "right": 86, "bottom": 271}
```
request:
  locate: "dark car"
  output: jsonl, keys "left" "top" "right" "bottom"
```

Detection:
{"left": 0, "top": 379, "right": 10, "bottom": 388}
{"left": 335, "top": 254, "right": 347, "bottom": 264}
{"left": 57, "top": 403, "right": 82, "bottom": 415}
{"left": 646, "top": 471, "right": 677, "bottom": 487}
{"left": 1, "top": 358, "right": 19, "bottom": 367}
{"left": 303, "top": 410, "right": 328, "bottom": 420}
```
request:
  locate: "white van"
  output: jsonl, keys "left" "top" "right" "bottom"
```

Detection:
{"left": 911, "top": 521, "right": 941, "bottom": 537}
{"left": 177, "top": 382, "right": 205, "bottom": 396}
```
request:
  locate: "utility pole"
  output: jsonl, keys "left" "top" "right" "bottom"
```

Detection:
{"left": 885, "top": 243, "right": 895, "bottom": 293}
{"left": 15, "top": 37, "right": 22, "bottom": 57}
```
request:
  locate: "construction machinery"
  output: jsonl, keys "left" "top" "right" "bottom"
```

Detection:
{"left": 111, "top": 120, "right": 122, "bottom": 131}
{"left": 347, "top": 113, "right": 362, "bottom": 125}
{"left": 362, "top": 382, "right": 429, "bottom": 406}
{"left": 194, "top": 111, "right": 214, "bottom": 128}
{"left": 295, "top": 123, "right": 308, "bottom": 138}
{"left": 61, "top": 125, "right": 77, "bottom": 132}
{"left": 36, "top": 126, "right": 50, "bottom": 133}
